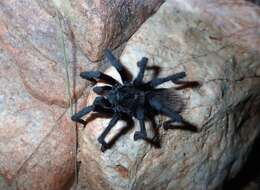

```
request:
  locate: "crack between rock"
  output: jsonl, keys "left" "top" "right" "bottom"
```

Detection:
{"left": 1, "top": 12, "right": 88, "bottom": 109}
{"left": 189, "top": 44, "right": 233, "bottom": 61}
{"left": 12, "top": 109, "right": 68, "bottom": 182}
{"left": 205, "top": 75, "right": 260, "bottom": 84}
{"left": 130, "top": 146, "right": 150, "bottom": 189}
{"left": 29, "top": 39, "right": 60, "bottom": 66}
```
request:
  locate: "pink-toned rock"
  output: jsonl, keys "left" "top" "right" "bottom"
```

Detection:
{"left": 0, "top": 43, "right": 75, "bottom": 189}
{"left": 64, "top": 0, "right": 165, "bottom": 61}
{"left": 76, "top": 1, "right": 260, "bottom": 190}
{"left": 0, "top": 0, "right": 99, "bottom": 108}
{"left": 0, "top": 0, "right": 165, "bottom": 107}
{"left": 174, "top": 0, "right": 260, "bottom": 53}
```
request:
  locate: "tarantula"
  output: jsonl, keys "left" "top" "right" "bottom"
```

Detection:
{"left": 71, "top": 50, "right": 186, "bottom": 151}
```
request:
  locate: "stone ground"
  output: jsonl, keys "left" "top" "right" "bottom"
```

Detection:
{"left": 0, "top": 0, "right": 260, "bottom": 190}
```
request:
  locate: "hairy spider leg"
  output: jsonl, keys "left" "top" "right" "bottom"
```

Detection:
{"left": 104, "top": 49, "right": 129, "bottom": 84}
{"left": 148, "top": 97, "right": 183, "bottom": 123}
{"left": 80, "top": 71, "right": 120, "bottom": 86}
{"left": 71, "top": 106, "right": 94, "bottom": 125}
{"left": 133, "top": 107, "right": 148, "bottom": 141}
{"left": 97, "top": 114, "right": 120, "bottom": 152}
{"left": 148, "top": 71, "right": 186, "bottom": 87}
{"left": 93, "top": 85, "right": 112, "bottom": 95}
{"left": 133, "top": 57, "right": 148, "bottom": 85}
{"left": 71, "top": 97, "right": 113, "bottom": 125}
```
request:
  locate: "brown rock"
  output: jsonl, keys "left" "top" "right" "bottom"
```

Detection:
{"left": 0, "top": 0, "right": 99, "bottom": 108}
{"left": 173, "top": 0, "right": 260, "bottom": 53}
{"left": 65, "top": 0, "right": 165, "bottom": 61}
{"left": 77, "top": 1, "right": 260, "bottom": 190}
{"left": 0, "top": 39, "right": 75, "bottom": 189}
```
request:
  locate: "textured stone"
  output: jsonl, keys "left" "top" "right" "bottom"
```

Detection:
{"left": 62, "top": 0, "right": 165, "bottom": 61}
{"left": 77, "top": 1, "right": 260, "bottom": 190}
{"left": 0, "top": 0, "right": 99, "bottom": 108}
{"left": 174, "top": 0, "right": 260, "bottom": 53}
{"left": 0, "top": 39, "right": 75, "bottom": 189}
{"left": 0, "top": 0, "right": 165, "bottom": 106}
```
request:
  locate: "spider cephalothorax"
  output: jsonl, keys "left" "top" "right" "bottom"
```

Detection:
{"left": 71, "top": 50, "right": 186, "bottom": 151}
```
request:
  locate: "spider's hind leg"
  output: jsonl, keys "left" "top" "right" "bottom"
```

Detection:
{"left": 134, "top": 110, "right": 161, "bottom": 146}
{"left": 97, "top": 114, "right": 120, "bottom": 152}
{"left": 134, "top": 119, "right": 147, "bottom": 141}
{"left": 148, "top": 97, "right": 183, "bottom": 124}
{"left": 134, "top": 107, "right": 148, "bottom": 141}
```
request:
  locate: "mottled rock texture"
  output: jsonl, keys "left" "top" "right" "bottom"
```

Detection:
{"left": 77, "top": 1, "right": 260, "bottom": 190}
{"left": 0, "top": 0, "right": 260, "bottom": 189}
{"left": 0, "top": 1, "right": 91, "bottom": 187}
{"left": 0, "top": 0, "right": 162, "bottom": 189}
{"left": 0, "top": 0, "right": 102, "bottom": 108}
{"left": 63, "top": 0, "right": 165, "bottom": 61}
{"left": 0, "top": 46, "right": 75, "bottom": 190}
{"left": 0, "top": 0, "right": 164, "bottom": 106}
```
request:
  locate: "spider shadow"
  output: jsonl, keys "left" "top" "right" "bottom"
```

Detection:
{"left": 175, "top": 80, "right": 201, "bottom": 90}
{"left": 125, "top": 64, "right": 162, "bottom": 82}
{"left": 146, "top": 65, "right": 161, "bottom": 79}
{"left": 163, "top": 119, "right": 198, "bottom": 132}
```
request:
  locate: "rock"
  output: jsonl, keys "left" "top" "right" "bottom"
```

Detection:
{"left": 173, "top": 0, "right": 260, "bottom": 53}
{"left": 77, "top": 1, "right": 260, "bottom": 190}
{"left": 0, "top": 38, "right": 75, "bottom": 189}
{"left": 0, "top": 0, "right": 165, "bottom": 106}
{"left": 61, "top": 0, "right": 165, "bottom": 61}
{"left": 0, "top": 0, "right": 157, "bottom": 188}
{"left": 0, "top": 0, "right": 99, "bottom": 108}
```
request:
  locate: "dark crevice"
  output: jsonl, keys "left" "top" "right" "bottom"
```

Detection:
{"left": 223, "top": 135, "right": 260, "bottom": 190}
{"left": 246, "top": 0, "right": 260, "bottom": 6}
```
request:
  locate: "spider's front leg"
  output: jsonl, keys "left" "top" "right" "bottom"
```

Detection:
{"left": 80, "top": 71, "right": 120, "bottom": 86}
{"left": 93, "top": 85, "right": 112, "bottom": 95}
{"left": 105, "top": 49, "right": 129, "bottom": 84}
{"left": 71, "top": 96, "right": 112, "bottom": 125}
{"left": 71, "top": 106, "right": 94, "bottom": 125}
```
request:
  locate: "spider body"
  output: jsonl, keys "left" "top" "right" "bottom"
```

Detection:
{"left": 71, "top": 50, "right": 186, "bottom": 151}
{"left": 108, "top": 85, "right": 143, "bottom": 113}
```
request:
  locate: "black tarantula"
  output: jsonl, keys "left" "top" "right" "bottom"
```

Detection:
{"left": 71, "top": 50, "right": 186, "bottom": 152}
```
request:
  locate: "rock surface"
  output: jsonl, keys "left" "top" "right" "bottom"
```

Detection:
{"left": 0, "top": 0, "right": 165, "bottom": 189}
{"left": 175, "top": 0, "right": 260, "bottom": 54}
{"left": 0, "top": 45, "right": 75, "bottom": 190}
{"left": 77, "top": 1, "right": 260, "bottom": 190}
{"left": 0, "top": 0, "right": 165, "bottom": 107}
{"left": 63, "top": 0, "right": 165, "bottom": 61}
{"left": 0, "top": 0, "right": 100, "bottom": 108}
